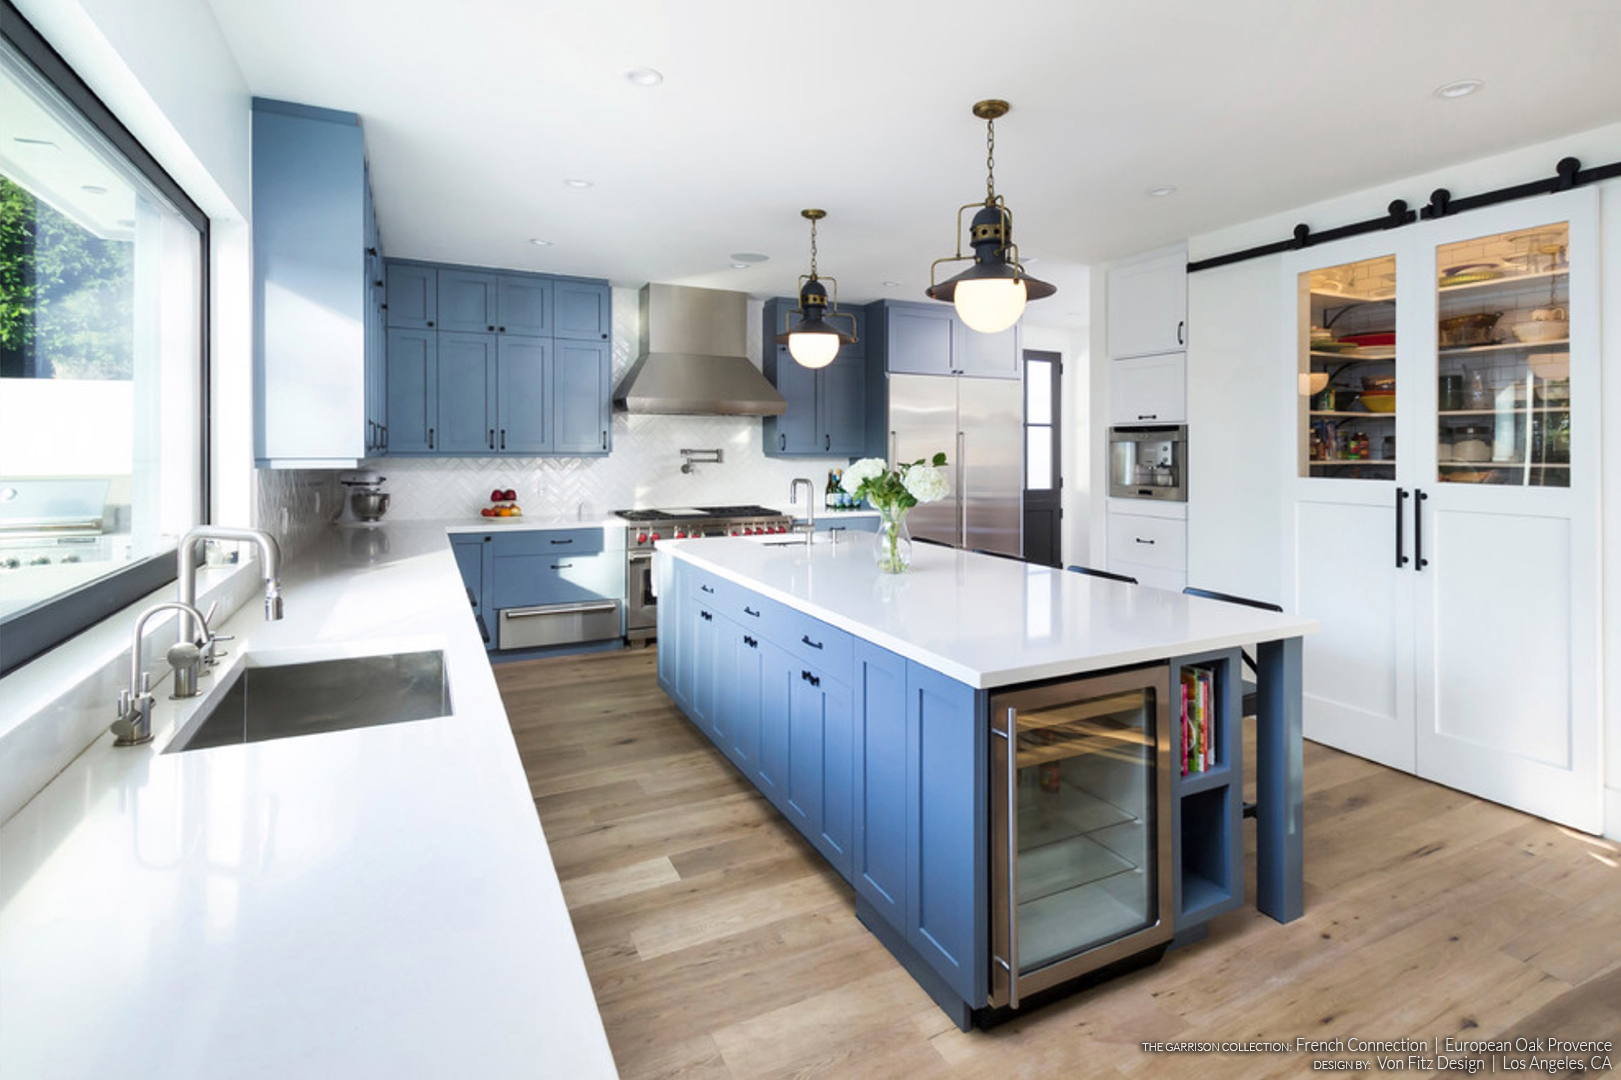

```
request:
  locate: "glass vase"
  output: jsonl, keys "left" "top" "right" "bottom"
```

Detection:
{"left": 875, "top": 503, "right": 913, "bottom": 574}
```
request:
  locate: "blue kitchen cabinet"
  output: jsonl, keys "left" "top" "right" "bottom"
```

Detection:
{"left": 450, "top": 534, "right": 493, "bottom": 648}
{"left": 552, "top": 340, "right": 612, "bottom": 455}
{"left": 438, "top": 270, "right": 499, "bottom": 332}
{"left": 496, "top": 336, "right": 549, "bottom": 453}
{"left": 251, "top": 99, "right": 383, "bottom": 466}
{"left": 786, "top": 659, "right": 853, "bottom": 878}
{"left": 904, "top": 662, "right": 986, "bottom": 1006}
{"left": 498, "top": 275, "right": 552, "bottom": 336}
{"left": 552, "top": 278, "right": 611, "bottom": 341}
{"left": 762, "top": 299, "right": 869, "bottom": 457}
{"left": 866, "top": 299, "right": 1019, "bottom": 381}
{"left": 384, "top": 329, "right": 436, "bottom": 454}
{"left": 722, "top": 620, "right": 763, "bottom": 776}
{"left": 755, "top": 639, "right": 794, "bottom": 809}
{"left": 385, "top": 262, "right": 437, "bottom": 330}
{"left": 436, "top": 332, "right": 498, "bottom": 453}
{"left": 853, "top": 641, "right": 909, "bottom": 933}
{"left": 691, "top": 600, "right": 723, "bottom": 738}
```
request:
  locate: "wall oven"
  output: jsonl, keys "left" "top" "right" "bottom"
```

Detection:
{"left": 1107, "top": 425, "right": 1187, "bottom": 502}
{"left": 988, "top": 663, "right": 1174, "bottom": 1009}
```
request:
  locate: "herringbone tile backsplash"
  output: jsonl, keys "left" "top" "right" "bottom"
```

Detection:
{"left": 379, "top": 288, "right": 853, "bottom": 521}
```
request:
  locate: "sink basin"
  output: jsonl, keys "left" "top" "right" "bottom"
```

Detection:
{"left": 166, "top": 650, "right": 450, "bottom": 754}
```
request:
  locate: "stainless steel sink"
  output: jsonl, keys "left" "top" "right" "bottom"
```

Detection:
{"left": 166, "top": 650, "right": 450, "bottom": 753}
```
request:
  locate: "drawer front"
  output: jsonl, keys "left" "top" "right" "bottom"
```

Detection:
{"left": 1106, "top": 512, "right": 1187, "bottom": 571}
{"left": 492, "top": 550, "right": 621, "bottom": 609}
{"left": 688, "top": 565, "right": 724, "bottom": 604}
{"left": 498, "top": 599, "right": 621, "bottom": 649}
{"left": 489, "top": 527, "right": 605, "bottom": 558}
{"left": 779, "top": 608, "right": 853, "bottom": 675}
{"left": 1108, "top": 352, "right": 1185, "bottom": 425}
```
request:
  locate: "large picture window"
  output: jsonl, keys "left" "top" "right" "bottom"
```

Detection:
{"left": 0, "top": 7, "right": 208, "bottom": 675}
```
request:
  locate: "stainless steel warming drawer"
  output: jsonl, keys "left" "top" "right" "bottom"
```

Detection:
{"left": 497, "top": 599, "right": 622, "bottom": 650}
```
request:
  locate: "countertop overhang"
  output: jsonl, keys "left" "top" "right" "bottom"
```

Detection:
{"left": 663, "top": 536, "right": 1318, "bottom": 688}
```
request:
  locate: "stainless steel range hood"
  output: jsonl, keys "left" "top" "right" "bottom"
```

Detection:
{"left": 613, "top": 283, "right": 786, "bottom": 415}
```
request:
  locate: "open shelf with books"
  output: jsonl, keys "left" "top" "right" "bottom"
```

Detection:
{"left": 1169, "top": 648, "right": 1243, "bottom": 930}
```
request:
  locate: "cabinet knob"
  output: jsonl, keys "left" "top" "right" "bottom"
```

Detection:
{"left": 427, "top": 320, "right": 434, "bottom": 327}
{"left": 487, "top": 325, "right": 495, "bottom": 331}
{"left": 497, "top": 326, "right": 505, "bottom": 333}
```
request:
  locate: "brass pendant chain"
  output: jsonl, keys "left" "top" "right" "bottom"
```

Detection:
{"left": 808, "top": 215, "right": 818, "bottom": 279}
{"left": 985, "top": 116, "right": 997, "bottom": 204}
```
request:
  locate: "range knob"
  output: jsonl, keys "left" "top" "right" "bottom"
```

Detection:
{"left": 30, "top": 555, "right": 51, "bottom": 566}
{"left": 61, "top": 554, "right": 81, "bottom": 563}
{"left": 649, "top": 532, "right": 661, "bottom": 542}
{"left": 674, "top": 528, "right": 686, "bottom": 539}
{"left": 1, "top": 557, "right": 19, "bottom": 569}
{"left": 775, "top": 525, "right": 788, "bottom": 533}
{"left": 637, "top": 532, "right": 648, "bottom": 544}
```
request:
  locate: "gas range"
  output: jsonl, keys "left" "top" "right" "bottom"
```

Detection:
{"left": 618, "top": 506, "right": 793, "bottom": 641}
{"left": 618, "top": 505, "right": 793, "bottom": 548}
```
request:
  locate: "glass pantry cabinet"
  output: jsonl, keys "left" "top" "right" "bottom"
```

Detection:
{"left": 1282, "top": 189, "right": 1602, "bottom": 834}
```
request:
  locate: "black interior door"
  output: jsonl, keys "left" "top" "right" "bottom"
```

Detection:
{"left": 1022, "top": 350, "right": 1062, "bottom": 567}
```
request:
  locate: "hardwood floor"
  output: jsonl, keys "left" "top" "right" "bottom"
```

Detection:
{"left": 497, "top": 649, "right": 1621, "bottom": 1080}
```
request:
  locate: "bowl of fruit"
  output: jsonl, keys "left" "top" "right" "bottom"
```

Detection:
{"left": 481, "top": 488, "right": 523, "bottom": 519}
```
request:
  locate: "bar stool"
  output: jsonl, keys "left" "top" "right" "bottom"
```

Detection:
{"left": 1183, "top": 586, "right": 1284, "bottom": 819}
{"left": 1065, "top": 564, "right": 1139, "bottom": 585}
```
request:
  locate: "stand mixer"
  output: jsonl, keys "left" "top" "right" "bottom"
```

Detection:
{"left": 338, "top": 472, "right": 390, "bottom": 525}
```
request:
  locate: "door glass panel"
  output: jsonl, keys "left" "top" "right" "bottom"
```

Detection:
{"left": 1025, "top": 358, "right": 1052, "bottom": 424}
{"left": 1299, "top": 255, "right": 1397, "bottom": 480}
{"left": 1014, "top": 687, "right": 1156, "bottom": 969}
{"left": 1435, "top": 223, "right": 1568, "bottom": 488}
{"left": 1026, "top": 427, "right": 1052, "bottom": 490}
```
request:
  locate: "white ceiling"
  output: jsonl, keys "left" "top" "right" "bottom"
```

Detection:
{"left": 204, "top": 0, "right": 1621, "bottom": 328}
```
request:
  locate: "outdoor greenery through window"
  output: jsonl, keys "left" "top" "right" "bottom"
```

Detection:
{"left": 0, "top": 23, "right": 205, "bottom": 669}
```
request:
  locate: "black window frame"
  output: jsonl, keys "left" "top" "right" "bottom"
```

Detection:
{"left": 0, "top": 0, "right": 211, "bottom": 677}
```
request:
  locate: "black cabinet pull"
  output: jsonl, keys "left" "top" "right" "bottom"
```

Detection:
{"left": 744, "top": 635, "right": 758, "bottom": 649}
{"left": 1176, "top": 319, "right": 1185, "bottom": 346}
{"left": 801, "top": 635, "right": 823, "bottom": 650}
{"left": 366, "top": 246, "right": 378, "bottom": 257}
{"left": 1395, "top": 487, "right": 1410, "bottom": 568}
{"left": 551, "top": 562, "right": 574, "bottom": 570}
{"left": 488, "top": 429, "right": 495, "bottom": 449}
{"left": 601, "top": 431, "right": 607, "bottom": 450}
{"left": 800, "top": 670, "right": 821, "bottom": 687}
{"left": 1134, "top": 537, "right": 1155, "bottom": 545}
{"left": 382, "top": 424, "right": 388, "bottom": 450}
{"left": 700, "top": 610, "right": 713, "bottom": 622}
{"left": 1137, "top": 413, "right": 1157, "bottom": 420}
{"left": 825, "top": 433, "right": 831, "bottom": 451}
{"left": 550, "top": 538, "right": 573, "bottom": 545}
{"left": 499, "top": 429, "right": 506, "bottom": 450}
{"left": 743, "top": 606, "right": 760, "bottom": 618}
{"left": 700, "top": 584, "right": 714, "bottom": 593}
{"left": 1416, "top": 489, "right": 1429, "bottom": 569}
{"left": 428, "top": 427, "right": 435, "bottom": 450}
{"left": 779, "top": 433, "right": 787, "bottom": 451}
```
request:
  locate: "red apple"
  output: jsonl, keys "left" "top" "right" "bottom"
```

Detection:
{"left": 502, "top": 489, "right": 517, "bottom": 502}
{"left": 490, "top": 489, "right": 504, "bottom": 503}
{"left": 480, "top": 507, "right": 495, "bottom": 517}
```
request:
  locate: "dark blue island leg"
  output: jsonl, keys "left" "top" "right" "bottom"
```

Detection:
{"left": 1255, "top": 636, "right": 1304, "bottom": 923}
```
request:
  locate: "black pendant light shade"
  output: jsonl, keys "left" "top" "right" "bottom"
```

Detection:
{"left": 775, "top": 209, "right": 858, "bottom": 368}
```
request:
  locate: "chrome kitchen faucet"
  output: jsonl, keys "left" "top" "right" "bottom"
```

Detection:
{"left": 788, "top": 478, "right": 815, "bottom": 546}
{"left": 112, "top": 601, "right": 211, "bottom": 746}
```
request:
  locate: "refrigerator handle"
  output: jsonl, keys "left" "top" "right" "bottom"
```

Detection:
{"left": 957, "top": 430, "right": 967, "bottom": 548}
{"left": 889, "top": 430, "right": 897, "bottom": 469}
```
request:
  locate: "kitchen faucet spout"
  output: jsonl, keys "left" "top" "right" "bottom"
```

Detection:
{"left": 788, "top": 478, "right": 816, "bottom": 546}
{"left": 177, "top": 526, "right": 284, "bottom": 644}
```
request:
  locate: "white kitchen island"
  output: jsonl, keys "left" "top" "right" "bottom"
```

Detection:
{"left": 0, "top": 523, "right": 617, "bottom": 1079}
{"left": 658, "top": 534, "right": 1316, "bottom": 1028}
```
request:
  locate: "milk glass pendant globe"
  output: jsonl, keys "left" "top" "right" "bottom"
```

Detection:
{"left": 787, "top": 330, "right": 840, "bottom": 368}
{"left": 953, "top": 277, "right": 1028, "bottom": 334}
{"left": 925, "top": 100, "right": 1055, "bottom": 331}
{"left": 775, "top": 209, "right": 858, "bottom": 369}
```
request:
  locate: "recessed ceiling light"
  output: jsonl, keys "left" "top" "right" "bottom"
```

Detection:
{"left": 563, "top": 178, "right": 593, "bottom": 189}
{"left": 624, "top": 67, "right": 663, "bottom": 87}
{"left": 1434, "top": 79, "right": 1484, "bottom": 99}
{"left": 81, "top": 185, "right": 108, "bottom": 195}
{"left": 730, "top": 262, "right": 750, "bottom": 270}
{"left": 1148, "top": 186, "right": 1177, "bottom": 197}
{"left": 729, "top": 252, "right": 768, "bottom": 263}
{"left": 529, "top": 238, "right": 553, "bottom": 246}
{"left": 13, "top": 137, "right": 57, "bottom": 150}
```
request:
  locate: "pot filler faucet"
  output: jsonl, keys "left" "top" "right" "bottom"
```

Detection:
{"left": 110, "top": 526, "right": 285, "bottom": 747}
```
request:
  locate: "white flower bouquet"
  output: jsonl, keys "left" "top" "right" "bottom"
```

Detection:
{"left": 840, "top": 453, "right": 950, "bottom": 572}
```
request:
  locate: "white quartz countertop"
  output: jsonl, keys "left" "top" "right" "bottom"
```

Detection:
{"left": 0, "top": 523, "right": 617, "bottom": 1079}
{"left": 666, "top": 537, "right": 1317, "bottom": 689}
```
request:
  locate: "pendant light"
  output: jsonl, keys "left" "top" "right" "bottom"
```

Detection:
{"left": 775, "top": 209, "right": 856, "bottom": 369}
{"left": 926, "top": 99, "right": 1055, "bottom": 333}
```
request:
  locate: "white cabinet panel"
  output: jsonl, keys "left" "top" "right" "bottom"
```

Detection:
{"left": 1109, "top": 353, "right": 1185, "bottom": 425}
{"left": 1106, "top": 512, "right": 1185, "bottom": 572}
{"left": 1107, "top": 249, "right": 1187, "bottom": 360}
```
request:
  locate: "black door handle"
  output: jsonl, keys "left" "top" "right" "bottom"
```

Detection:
{"left": 801, "top": 635, "right": 823, "bottom": 650}
{"left": 428, "top": 427, "right": 435, "bottom": 450}
{"left": 779, "top": 433, "right": 786, "bottom": 451}
{"left": 700, "top": 610, "right": 713, "bottom": 622}
{"left": 1137, "top": 414, "right": 1157, "bottom": 420}
{"left": 1176, "top": 319, "right": 1185, "bottom": 346}
{"left": 744, "top": 635, "right": 758, "bottom": 649}
{"left": 550, "top": 538, "right": 573, "bottom": 545}
{"left": 1415, "top": 489, "right": 1428, "bottom": 570}
{"left": 743, "top": 606, "right": 760, "bottom": 618}
{"left": 825, "top": 433, "right": 831, "bottom": 451}
{"left": 499, "top": 429, "right": 506, "bottom": 450}
{"left": 800, "top": 670, "right": 820, "bottom": 687}
{"left": 601, "top": 431, "right": 608, "bottom": 450}
{"left": 1395, "top": 487, "right": 1409, "bottom": 567}
{"left": 488, "top": 429, "right": 495, "bottom": 450}
{"left": 1134, "top": 537, "right": 1155, "bottom": 545}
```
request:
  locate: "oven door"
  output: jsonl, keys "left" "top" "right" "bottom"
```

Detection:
{"left": 626, "top": 550, "right": 656, "bottom": 635}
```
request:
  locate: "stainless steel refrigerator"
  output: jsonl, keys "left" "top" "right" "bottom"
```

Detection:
{"left": 888, "top": 374, "right": 1023, "bottom": 554}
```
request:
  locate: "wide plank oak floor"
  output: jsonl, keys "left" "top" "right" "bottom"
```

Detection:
{"left": 497, "top": 648, "right": 1621, "bottom": 1079}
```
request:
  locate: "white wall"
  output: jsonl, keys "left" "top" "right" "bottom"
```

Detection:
{"left": 1023, "top": 323, "right": 1091, "bottom": 568}
{"left": 1149, "top": 119, "right": 1621, "bottom": 839}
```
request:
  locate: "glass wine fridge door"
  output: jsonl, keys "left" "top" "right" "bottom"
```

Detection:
{"left": 989, "top": 664, "right": 1174, "bottom": 1009}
